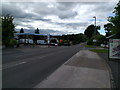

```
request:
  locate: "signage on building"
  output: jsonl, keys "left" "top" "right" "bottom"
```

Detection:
{"left": 109, "top": 39, "right": 120, "bottom": 59}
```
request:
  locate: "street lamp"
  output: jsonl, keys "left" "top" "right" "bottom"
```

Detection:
{"left": 93, "top": 16, "right": 97, "bottom": 43}
{"left": 93, "top": 16, "right": 96, "bottom": 35}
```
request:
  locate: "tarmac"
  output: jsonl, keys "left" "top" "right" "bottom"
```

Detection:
{"left": 35, "top": 50, "right": 112, "bottom": 88}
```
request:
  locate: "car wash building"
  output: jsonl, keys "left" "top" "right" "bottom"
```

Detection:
{"left": 15, "top": 33, "right": 59, "bottom": 45}
{"left": 16, "top": 33, "right": 49, "bottom": 45}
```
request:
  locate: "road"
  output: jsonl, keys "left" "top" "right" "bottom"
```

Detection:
{"left": 2, "top": 44, "right": 83, "bottom": 88}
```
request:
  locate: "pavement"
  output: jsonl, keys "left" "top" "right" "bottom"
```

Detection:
{"left": 98, "top": 53, "right": 120, "bottom": 89}
{"left": 35, "top": 50, "right": 112, "bottom": 88}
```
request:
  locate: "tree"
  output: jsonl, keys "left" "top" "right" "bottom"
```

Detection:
{"left": 20, "top": 28, "right": 24, "bottom": 33}
{"left": 2, "top": 15, "right": 15, "bottom": 46}
{"left": 108, "top": 1, "right": 120, "bottom": 38}
{"left": 104, "top": 23, "right": 113, "bottom": 37}
{"left": 35, "top": 28, "right": 39, "bottom": 34}
{"left": 84, "top": 24, "right": 100, "bottom": 39}
{"left": 33, "top": 28, "right": 40, "bottom": 44}
{"left": 94, "top": 34, "right": 106, "bottom": 46}
{"left": 19, "top": 28, "right": 24, "bottom": 39}
{"left": 96, "top": 26, "right": 101, "bottom": 32}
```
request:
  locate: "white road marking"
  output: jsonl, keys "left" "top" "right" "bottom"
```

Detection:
{"left": 15, "top": 62, "right": 27, "bottom": 65}
{"left": 2, "top": 61, "right": 27, "bottom": 70}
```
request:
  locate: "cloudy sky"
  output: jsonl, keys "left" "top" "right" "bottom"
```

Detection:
{"left": 2, "top": 0, "right": 119, "bottom": 35}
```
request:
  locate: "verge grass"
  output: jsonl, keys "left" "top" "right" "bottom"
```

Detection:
{"left": 90, "top": 49, "right": 108, "bottom": 53}
{"left": 85, "top": 45, "right": 95, "bottom": 48}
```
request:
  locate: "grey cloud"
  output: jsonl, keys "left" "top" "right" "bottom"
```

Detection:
{"left": 57, "top": 2, "right": 76, "bottom": 10}
{"left": 2, "top": 3, "right": 35, "bottom": 18}
{"left": 55, "top": 2, "right": 78, "bottom": 19}
{"left": 32, "top": 17, "right": 51, "bottom": 22}
{"left": 66, "top": 22, "right": 89, "bottom": 27}
{"left": 92, "top": 2, "right": 116, "bottom": 13}
{"left": 40, "top": 29, "right": 66, "bottom": 35}
{"left": 14, "top": 18, "right": 32, "bottom": 23}
{"left": 2, "top": 2, "right": 117, "bottom": 20}
{"left": 84, "top": 2, "right": 117, "bottom": 19}
{"left": 56, "top": 22, "right": 89, "bottom": 27}
{"left": 73, "top": 2, "right": 117, "bottom": 21}
{"left": 15, "top": 17, "right": 52, "bottom": 24}
{"left": 2, "top": 3, "right": 23, "bottom": 17}
{"left": 2, "top": 2, "right": 78, "bottom": 21}
{"left": 16, "top": 28, "right": 67, "bottom": 35}
{"left": 58, "top": 10, "right": 78, "bottom": 19}
{"left": 30, "top": 2, "right": 78, "bottom": 19}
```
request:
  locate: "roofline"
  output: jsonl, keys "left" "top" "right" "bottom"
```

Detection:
{"left": 15, "top": 33, "right": 48, "bottom": 36}
{"left": 106, "top": 34, "right": 116, "bottom": 39}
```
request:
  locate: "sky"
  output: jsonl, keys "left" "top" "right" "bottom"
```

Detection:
{"left": 2, "top": 0, "right": 119, "bottom": 35}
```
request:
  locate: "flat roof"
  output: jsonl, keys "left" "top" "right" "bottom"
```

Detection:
{"left": 16, "top": 33, "right": 48, "bottom": 36}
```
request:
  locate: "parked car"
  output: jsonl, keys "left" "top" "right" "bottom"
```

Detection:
{"left": 50, "top": 43, "right": 58, "bottom": 46}
{"left": 63, "top": 43, "right": 71, "bottom": 46}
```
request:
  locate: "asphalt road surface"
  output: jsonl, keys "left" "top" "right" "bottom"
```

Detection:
{"left": 2, "top": 44, "right": 84, "bottom": 88}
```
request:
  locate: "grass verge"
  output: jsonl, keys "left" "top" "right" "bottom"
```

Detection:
{"left": 85, "top": 45, "right": 95, "bottom": 48}
{"left": 90, "top": 49, "right": 108, "bottom": 53}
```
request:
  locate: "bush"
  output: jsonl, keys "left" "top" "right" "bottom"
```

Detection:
{"left": 8, "top": 39, "right": 18, "bottom": 47}
{"left": 94, "top": 34, "right": 106, "bottom": 46}
{"left": 87, "top": 39, "right": 93, "bottom": 45}
{"left": 85, "top": 45, "right": 95, "bottom": 48}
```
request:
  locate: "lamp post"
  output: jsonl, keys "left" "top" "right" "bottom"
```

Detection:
{"left": 93, "top": 16, "right": 96, "bottom": 35}
{"left": 93, "top": 16, "right": 97, "bottom": 44}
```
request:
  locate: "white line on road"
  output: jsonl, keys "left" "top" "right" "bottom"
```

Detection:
{"left": 15, "top": 62, "right": 27, "bottom": 65}
{"left": 2, "top": 61, "right": 27, "bottom": 70}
